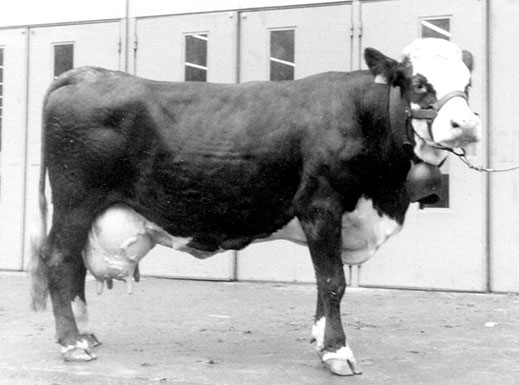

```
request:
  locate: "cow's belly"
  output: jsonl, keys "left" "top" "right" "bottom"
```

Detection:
{"left": 83, "top": 197, "right": 401, "bottom": 290}
{"left": 272, "top": 197, "right": 402, "bottom": 265}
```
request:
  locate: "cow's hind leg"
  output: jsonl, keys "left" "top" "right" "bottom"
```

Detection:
{"left": 44, "top": 208, "right": 99, "bottom": 361}
{"left": 71, "top": 263, "right": 101, "bottom": 348}
{"left": 298, "top": 196, "right": 361, "bottom": 376}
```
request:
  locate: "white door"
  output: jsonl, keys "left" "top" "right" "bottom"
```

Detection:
{"left": 237, "top": 4, "right": 352, "bottom": 282}
{"left": 0, "top": 29, "right": 29, "bottom": 270}
{"left": 133, "top": 13, "right": 238, "bottom": 280}
{"left": 24, "top": 22, "right": 123, "bottom": 267}
{"left": 357, "top": 0, "right": 487, "bottom": 291}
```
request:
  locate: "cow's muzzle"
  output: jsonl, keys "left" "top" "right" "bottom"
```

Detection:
{"left": 405, "top": 90, "right": 472, "bottom": 149}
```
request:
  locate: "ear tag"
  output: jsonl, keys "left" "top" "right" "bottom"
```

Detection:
{"left": 374, "top": 75, "right": 388, "bottom": 84}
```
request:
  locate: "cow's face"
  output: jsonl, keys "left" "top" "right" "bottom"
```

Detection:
{"left": 365, "top": 38, "right": 481, "bottom": 165}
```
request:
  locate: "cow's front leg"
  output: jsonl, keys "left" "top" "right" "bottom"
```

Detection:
{"left": 299, "top": 198, "right": 361, "bottom": 376}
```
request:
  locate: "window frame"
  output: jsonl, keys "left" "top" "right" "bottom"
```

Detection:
{"left": 183, "top": 32, "right": 209, "bottom": 82}
{"left": 419, "top": 16, "right": 452, "bottom": 40}
{"left": 268, "top": 27, "right": 296, "bottom": 81}
{"left": 52, "top": 42, "right": 75, "bottom": 79}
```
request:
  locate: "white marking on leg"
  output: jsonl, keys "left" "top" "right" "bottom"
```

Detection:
{"left": 322, "top": 344, "right": 362, "bottom": 375}
{"left": 61, "top": 338, "right": 89, "bottom": 354}
{"left": 71, "top": 296, "right": 90, "bottom": 334}
{"left": 311, "top": 317, "right": 326, "bottom": 352}
{"left": 322, "top": 344, "right": 356, "bottom": 363}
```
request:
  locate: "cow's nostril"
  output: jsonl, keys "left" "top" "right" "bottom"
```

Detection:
{"left": 450, "top": 119, "right": 460, "bottom": 128}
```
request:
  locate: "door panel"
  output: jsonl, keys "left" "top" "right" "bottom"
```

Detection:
{"left": 24, "top": 22, "right": 122, "bottom": 267}
{"left": 0, "top": 29, "right": 28, "bottom": 269}
{"left": 237, "top": 4, "right": 351, "bottom": 282}
{"left": 239, "top": 4, "right": 352, "bottom": 82}
{"left": 134, "top": 13, "right": 237, "bottom": 280}
{"left": 358, "top": 0, "right": 486, "bottom": 291}
{"left": 134, "top": 13, "right": 236, "bottom": 83}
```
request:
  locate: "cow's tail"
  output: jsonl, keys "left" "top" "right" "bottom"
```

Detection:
{"left": 29, "top": 81, "right": 55, "bottom": 312}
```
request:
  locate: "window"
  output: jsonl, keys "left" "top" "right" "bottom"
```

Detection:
{"left": 54, "top": 43, "right": 74, "bottom": 78}
{"left": 419, "top": 17, "right": 451, "bottom": 209}
{"left": 185, "top": 33, "right": 208, "bottom": 82}
{"left": 269, "top": 29, "right": 295, "bottom": 81}
{"left": 421, "top": 18, "right": 451, "bottom": 40}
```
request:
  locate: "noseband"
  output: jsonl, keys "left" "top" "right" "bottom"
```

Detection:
{"left": 405, "top": 90, "right": 468, "bottom": 147}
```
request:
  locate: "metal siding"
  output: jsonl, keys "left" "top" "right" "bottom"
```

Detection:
{"left": 0, "top": 29, "right": 28, "bottom": 270}
{"left": 489, "top": 0, "right": 519, "bottom": 292}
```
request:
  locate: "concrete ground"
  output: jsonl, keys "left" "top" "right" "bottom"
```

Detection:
{"left": 1, "top": 272, "right": 519, "bottom": 385}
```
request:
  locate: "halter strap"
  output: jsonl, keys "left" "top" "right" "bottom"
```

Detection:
{"left": 405, "top": 90, "right": 468, "bottom": 142}
{"left": 432, "top": 90, "right": 468, "bottom": 111}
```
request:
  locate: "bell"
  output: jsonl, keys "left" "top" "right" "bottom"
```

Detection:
{"left": 406, "top": 162, "right": 442, "bottom": 203}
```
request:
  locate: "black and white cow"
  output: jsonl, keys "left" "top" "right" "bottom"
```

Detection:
{"left": 30, "top": 38, "right": 479, "bottom": 376}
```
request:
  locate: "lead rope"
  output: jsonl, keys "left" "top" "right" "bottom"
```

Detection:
{"left": 443, "top": 147, "right": 519, "bottom": 173}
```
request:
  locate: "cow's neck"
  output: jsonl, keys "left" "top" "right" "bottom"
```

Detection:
{"left": 355, "top": 79, "right": 412, "bottom": 224}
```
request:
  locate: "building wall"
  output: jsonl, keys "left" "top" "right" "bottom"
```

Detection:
{"left": 0, "top": 0, "right": 345, "bottom": 27}
{"left": 488, "top": 0, "right": 519, "bottom": 292}
{"left": 0, "top": 1, "right": 516, "bottom": 292}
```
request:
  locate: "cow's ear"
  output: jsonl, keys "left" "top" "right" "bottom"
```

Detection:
{"left": 364, "top": 48, "right": 408, "bottom": 87}
{"left": 462, "top": 50, "right": 474, "bottom": 72}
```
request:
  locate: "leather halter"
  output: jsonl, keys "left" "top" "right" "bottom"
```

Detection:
{"left": 405, "top": 90, "right": 468, "bottom": 144}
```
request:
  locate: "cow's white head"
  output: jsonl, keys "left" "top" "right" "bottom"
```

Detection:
{"left": 365, "top": 38, "right": 481, "bottom": 165}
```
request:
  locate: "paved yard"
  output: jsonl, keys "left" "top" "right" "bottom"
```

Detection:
{"left": 1, "top": 272, "right": 518, "bottom": 385}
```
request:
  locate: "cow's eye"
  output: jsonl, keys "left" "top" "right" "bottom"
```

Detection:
{"left": 414, "top": 83, "right": 426, "bottom": 92}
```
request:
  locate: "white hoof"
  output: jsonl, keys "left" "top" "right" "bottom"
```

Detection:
{"left": 321, "top": 345, "right": 362, "bottom": 376}
{"left": 62, "top": 339, "right": 98, "bottom": 362}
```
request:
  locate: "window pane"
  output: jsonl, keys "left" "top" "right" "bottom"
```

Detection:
{"left": 185, "top": 34, "right": 208, "bottom": 82}
{"left": 271, "top": 30, "right": 294, "bottom": 63}
{"left": 421, "top": 18, "right": 451, "bottom": 40}
{"left": 270, "top": 60, "right": 294, "bottom": 82}
{"left": 54, "top": 44, "right": 74, "bottom": 78}
{"left": 185, "top": 65, "right": 206, "bottom": 82}
{"left": 270, "top": 30, "right": 295, "bottom": 81}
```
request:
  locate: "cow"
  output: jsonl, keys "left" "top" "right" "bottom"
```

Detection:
{"left": 30, "top": 38, "right": 480, "bottom": 376}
